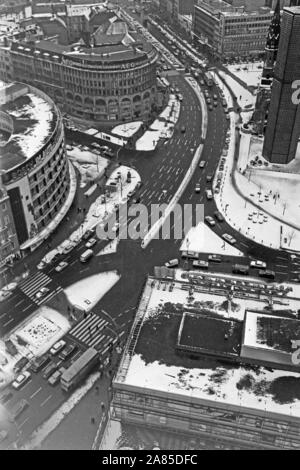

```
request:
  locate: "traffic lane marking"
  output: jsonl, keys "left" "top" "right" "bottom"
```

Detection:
{"left": 30, "top": 386, "right": 43, "bottom": 399}
{"left": 40, "top": 394, "right": 52, "bottom": 407}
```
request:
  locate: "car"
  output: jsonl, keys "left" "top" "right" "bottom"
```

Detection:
{"left": 165, "top": 259, "right": 179, "bottom": 268}
{"left": 195, "top": 184, "right": 201, "bottom": 193}
{"left": 199, "top": 161, "right": 206, "bottom": 168}
{"left": 213, "top": 101, "right": 218, "bottom": 107}
{"left": 37, "top": 261, "right": 47, "bottom": 270}
{"left": 42, "top": 361, "right": 58, "bottom": 380}
{"left": 250, "top": 260, "right": 267, "bottom": 269}
{"left": 213, "top": 94, "right": 218, "bottom": 101}
{"left": 205, "top": 189, "right": 213, "bottom": 200}
{"left": 82, "top": 229, "right": 95, "bottom": 241}
{"left": 12, "top": 371, "right": 31, "bottom": 390}
{"left": 258, "top": 269, "right": 275, "bottom": 280}
{"left": 0, "top": 430, "right": 8, "bottom": 443}
{"left": 48, "top": 370, "right": 63, "bottom": 386}
{"left": 85, "top": 238, "right": 97, "bottom": 249}
{"left": 13, "top": 357, "right": 29, "bottom": 374}
{"left": 208, "top": 254, "right": 222, "bottom": 263}
{"left": 222, "top": 233, "right": 237, "bottom": 245}
{"left": 226, "top": 114, "right": 230, "bottom": 120}
{"left": 50, "top": 340, "right": 66, "bottom": 356}
{"left": 205, "top": 216, "right": 216, "bottom": 227}
{"left": 214, "top": 211, "right": 224, "bottom": 222}
{"left": 181, "top": 125, "right": 186, "bottom": 133}
{"left": 206, "top": 97, "right": 211, "bottom": 104}
{"left": 206, "top": 175, "right": 213, "bottom": 183}
{"left": 30, "top": 354, "right": 51, "bottom": 373}
{"left": 62, "top": 243, "right": 76, "bottom": 255}
{"left": 55, "top": 261, "right": 68, "bottom": 272}
{"left": 59, "top": 344, "right": 77, "bottom": 361}
{"left": 232, "top": 264, "right": 249, "bottom": 275}
{"left": 35, "top": 287, "right": 50, "bottom": 300}
{"left": 193, "top": 260, "right": 209, "bottom": 269}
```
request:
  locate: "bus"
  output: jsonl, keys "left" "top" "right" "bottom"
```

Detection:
{"left": 204, "top": 71, "right": 214, "bottom": 87}
{"left": 61, "top": 347, "right": 99, "bottom": 392}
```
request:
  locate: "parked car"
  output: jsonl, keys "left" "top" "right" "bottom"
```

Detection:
{"left": 258, "top": 269, "right": 275, "bottom": 280}
{"left": 199, "top": 160, "right": 206, "bottom": 168}
{"left": 30, "top": 354, "right": 51, "bottom": 373}
{"left": 43, "top": 362, "right": 58, "bottom": 380}
{"left": 192, "top": 260, "right": 209, "bottom": 269}
{"left": 250, "top": 260, "right": 267, "bottom": 269}
{"left": 82, "top": 229, "right": 95, "bottom": 241}
{"left": 206, "top": 175, "right": 213, "bottom": 183}
{"left": 12, "top": 371, "right": 31, "bottom": 390}
{"left": 62, "top": 243, "right": 76, "bottom": 255}
{"left": 37, "top": 261, "right": 47, "bottom": 270}
{"left": 50, "top": 340, "right": 66, "bottom": 356}
{"left": 165, "top": 259, "right": 179, "bottom": 268}
{"left": 48, "top": 370, "right": 63, "bottom": 386}
{"left": 55, "top": 261, "right": 68, "bottom": 273}
{"left": 13, "top": 357, "right": 29, "bottom": 374}
{"left": 205, "top": 216, "right": 215, "bottom": 227}
{"left": 195, "top": 184, "right": 201, "bottom": 193}
{"left": 85, "top": 238, "right": 97, "bottom": 249}
{"left": 181, "top": 125, "right": 186, "bottom": 133}
{"left": 208, "top": 254, "right": 222, "bottom": 263}
{"left": 59, "top": 344, "right": 77, "bottom": 361}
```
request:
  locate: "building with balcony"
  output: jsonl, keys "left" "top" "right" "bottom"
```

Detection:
{"left": 0, "top": 80, "right": 72, "bottom": 253}
{"left": 111, "top": 275, "right": 300, "bottom": 450}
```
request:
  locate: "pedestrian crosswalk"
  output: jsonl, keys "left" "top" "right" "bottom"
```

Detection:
{"left": 18, "top": 272, "right": 62, "bottom": 305}
{"left": 69, "top": 312, "right": 112, "bottom": 349}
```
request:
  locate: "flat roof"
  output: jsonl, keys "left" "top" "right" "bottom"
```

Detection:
{"left": 115, "top": 275, "right": 300, "bottom": 420}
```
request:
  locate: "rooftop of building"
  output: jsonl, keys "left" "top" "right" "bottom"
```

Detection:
{"left": 114, "top": 273, "right": 300, "bottom": 420}
{"left": 11, "top": 35, "right": 154, "bottom": 64}
{"left": 0, "top": 80, "right": 57, "bottom": 172}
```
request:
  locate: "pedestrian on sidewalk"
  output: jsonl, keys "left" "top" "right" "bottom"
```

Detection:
{"left": 101, "top": 402, "right": 105, "bottom": 413}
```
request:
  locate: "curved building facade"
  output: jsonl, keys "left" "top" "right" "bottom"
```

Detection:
{"left": 9, "top": 40, "right": 158, "bottom": 125}
{"left": 0, "top": 81, "right": 71, "bottom": 252}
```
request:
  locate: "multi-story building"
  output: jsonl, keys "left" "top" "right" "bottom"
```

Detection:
{"left": 0, "top": 8, "right": 159, "bottom": 127}
{"left": 0, "top": 179, "right": 19, "bottom": 268}
{"left": 110, "top": 275, "right": 300, "bottom": 450}
{"left": 194, "top": 0, "right": 274, "bottom": 58}
{"left": 263, "top": 6, "right": 300, "bottom": 163}
{"left": 0, "top": 80, "right": 72, "bottom": 253}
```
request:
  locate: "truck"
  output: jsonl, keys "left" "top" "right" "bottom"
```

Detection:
{"left": 60, "top": 347, "right": 99, "bottom": 392}
{"left": 232, "top": 264, "right": 249, "bottom": 275}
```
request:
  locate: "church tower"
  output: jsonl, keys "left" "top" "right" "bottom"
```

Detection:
{"left": 262, "top": 0, "right": 281, "bottom": 79}
{"left": 252, "top": 0, "right": 281, "bottom": 134}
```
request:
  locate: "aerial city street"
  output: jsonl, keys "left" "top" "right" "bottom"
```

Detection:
{"left": 0, "top": 0, "right": 300, "bottom": 452}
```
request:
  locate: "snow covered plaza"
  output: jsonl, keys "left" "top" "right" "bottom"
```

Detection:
{"left": 107, "top": 272, "right": 300, "bottom": 450}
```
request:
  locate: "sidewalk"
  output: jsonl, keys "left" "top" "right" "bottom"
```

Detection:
{"left": 0, "top": 161, "right": 118, "bottom": 289}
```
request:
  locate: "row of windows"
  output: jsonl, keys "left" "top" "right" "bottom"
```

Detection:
{"left": 37, "top": 180, "right": 69, "bottom": 231}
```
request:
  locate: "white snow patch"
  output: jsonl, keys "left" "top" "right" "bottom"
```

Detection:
{"left": 111, "top": 121, "right": 143, "bottom": 138}
{"left": 64, "top": 271, "right": 120, "bottom": 312}
{"left": 180, "top": 222, "right": 243, "bottom": 257}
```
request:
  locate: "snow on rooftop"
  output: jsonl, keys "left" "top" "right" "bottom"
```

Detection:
{"left": 2, "top": 90, "right": 55, "bottom": 170}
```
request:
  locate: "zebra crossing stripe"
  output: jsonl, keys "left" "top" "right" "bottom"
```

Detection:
{"left": 36, "top": 287, "right": 63, "bottom": 306}
{"left": 79, "top": 319, "right": 107, "bottom": 343}
{"left": 70, "top": 314, "right": 98, "bottom": 336}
